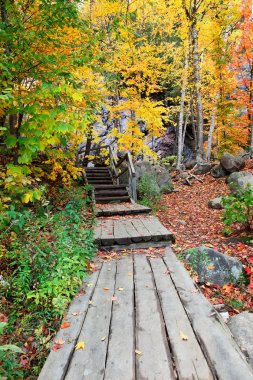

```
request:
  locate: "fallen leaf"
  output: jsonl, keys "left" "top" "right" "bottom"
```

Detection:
{"left": 60, "top": 322, "right": 71, "bottom": 329}
{"left": 179, "top": 330, "right": 188, "bottom": 341}
{"left": 101, "top": 336, "right": 106, "bottom": 341}
{"left": 128, "top": 272, "right": 133, "bottom": 276}
{"left": 88, "top": 300, "right": 93, "bottom": 305}
{"left": 75, "top": 341, "right": 86, "bottom": 350}
{"left": 207, "top": 265, "right": 215, "bottom": 270}
{"left": 118, "top": 287, "right": 124, "bottom": 291}
{"left": 52, "top": 343, "right": 63, "bottom": 351}
{"left": 135, "top": 349, "right": 142, "bottom": 355}
{"left": 103, "top": 287, "right": 110, "bottom": 291}
{"left": 111, "top": 296, "right": 117, "bottom": 301}
{"left": 54, "top": 338, "right": 65, "bottom": 345}
{"left": 87, "top": 283, "right": 93, "bottom": 287}
{"left": 72, "top": 312, "right": 80, "bottom": 316}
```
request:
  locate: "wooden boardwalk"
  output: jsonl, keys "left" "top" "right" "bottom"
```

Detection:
{"left": 39, "top": 249, "right": 253, "bottom": 380}
{"left": 94, "top": 216, "right": 175, "bottom": 250}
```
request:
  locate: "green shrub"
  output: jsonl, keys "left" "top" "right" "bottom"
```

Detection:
{"left": 137, "top": 173, "right": 161, "bottom": 209}
{"left": 222, "top": 189, "right": 253, "bottom": 234}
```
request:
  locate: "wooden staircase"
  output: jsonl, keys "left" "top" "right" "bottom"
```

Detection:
{"left": 85, "top": 167, "right": 131, "bottom": 203}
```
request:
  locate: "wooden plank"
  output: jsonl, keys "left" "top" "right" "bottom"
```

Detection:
{"left": 99, "top": 241, "right": 171, "bottom": 251}
{"left": 113, "top": 219, "right": 132, "bottom": 245}
{"left": 134, "top": 255, "right": 175, "bottom": 379}
{"left": 149, "top": 257, "right": 214, "bottom": 380}
{"left": 65, "top": 261, "right": 117, "bottom": 380}
{"left": 104, "top": 256, "right": 135, "bottom": 380}
{"left": 38, "top": 267, "right": 102, "bottom": 380}
{"left": 94, "top": 222, "right": 102, "bottom": 245}
{"left": 131, "top": 218, "right": 152, "bottom": 242}
{"left": 121, "top": 220, "right": 143, "bottom": 243}
{"left": 164, "top": 248, "right": 253, "bottom": 380}
{"left": 143, "top": 216, "right": 175, "bottom": 242}
{"left": 100, "top": 219, "right": 115, "bottom": 246}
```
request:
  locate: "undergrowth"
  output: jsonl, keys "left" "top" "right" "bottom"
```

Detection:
{"left": 0, "top": 185, "right": 96, "bottom": 378}
{"left": 137, "top": 173, "right": 161, "bottom": 210}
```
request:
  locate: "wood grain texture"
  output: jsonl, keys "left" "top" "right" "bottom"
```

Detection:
{"left": 38, "top": 267, "right": 101, "bottom": 380}
{"left": 65, "top": 261, "right": 116, "bottom": 380}
{"left": 104, "top": 256, "right": 135, "bottom": 380}
{"left": 134, "top": 254, "right": 175, "bottom": 380}
{"left": 164, "top": 248, "right": 253, "bottom": 380}
{"left": 149, "top": 257, "right": 214, "bottom": 380}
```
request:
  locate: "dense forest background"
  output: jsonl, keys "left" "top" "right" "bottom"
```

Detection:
{"left": 1, "top": 0, "right": 253, "bottom": 206}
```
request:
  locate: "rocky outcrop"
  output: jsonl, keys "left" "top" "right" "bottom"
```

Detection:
{"left": 227, "top": 172, "right": 253, "bottom": 194}
{"left": 220, "top": 152, "right": 245, "bottom": 173}
{"left": 211, "top": 164, "right": 228, "bottom": 178}
{"left": 228, "top": 312, "right": 253, "bottom": 368}
{"left": 135, "top": 161, "right": 173, "bottom": 193}
{"left": 183, "top": 246, "right": 243, "bottom": 285}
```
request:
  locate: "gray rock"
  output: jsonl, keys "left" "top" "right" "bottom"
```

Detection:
{"left": 220, "top": 152, "right": 245, "bottom": 173}
{"left": 193, "top": 162, "right": 212, "bottom": 175}
{"left": 208, "top": 197, "right": 224, "bottom": 210}
{"left": 183, "top": 246, "right": 243, "bottom": 285}
{"left": 135, "top": 161, "right": 173, "bottom": 193}
{"left": 228, "top": 312, "right": 253, "bottom": 368}
{"left": 227, "top": 171, "right": 253, "bottom": 194}
{"left": 211, "top": 164, "right": 228, "bottom": 178}
{"left": 178, "top": 219, "right": 187, "bottom": 225}
{"left": 185, "top": 160, "right": 197, "bottom": 170}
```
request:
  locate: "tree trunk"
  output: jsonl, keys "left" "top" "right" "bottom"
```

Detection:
{"left": 176, "top": 52, "right": 189, "bottom": 169}
{"left": 205, "top": 94, "right": 218, "bottom": 161}
{"left": 191, "top": 23, "right": 204, "bottom": 162}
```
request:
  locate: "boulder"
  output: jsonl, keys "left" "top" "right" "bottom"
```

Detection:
{"left": 193, "top": 162, "right": 212, "bottom": 175}
{"left": 228, "top": 312, "right": 253, "bottom": 368}
{"left": 183, "top": 246, "right": 243, "bottom": 285}
{"left": 208, "top": 197, "right": 224, "bottom": 210}
{"left": 185, "top": 160, "right": 197, "bottom": 170}
{"left": 227, "top": 171, "right": 253, "bottom": 195}
{"left": 135, "top": 161, "right": 173, "bottom": 193}
{"left": 220, "top": 152, "right": 245, "bottom": 173}
{"left": 211, "top": 164, "right": 228, "bottom": 178}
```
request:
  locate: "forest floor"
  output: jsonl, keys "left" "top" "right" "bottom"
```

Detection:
{"left": 157, "top": 160, "right": 253, "bottom": 315}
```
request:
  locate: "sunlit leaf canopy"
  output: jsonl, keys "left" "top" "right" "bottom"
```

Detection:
{"left": 0, "top": 0, "right": 253, "bottom": 204}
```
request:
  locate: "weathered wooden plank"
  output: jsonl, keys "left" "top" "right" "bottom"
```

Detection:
{"left": 134, "top": 255, "right": 175, "bottom": 379}
{"left": 131, "top": 218, "right": 152, "bottom": 242}
{"left": 113, "top": 219, "right": 132, "bottom": 245}
{"left": 98, "top": 241, "right": 171, "bottom": 251}
{"left": 121, "top": 220, "right": 143, "bottom": 243}
{"left": 65, "top": 261, "right": 117, "bottom": 380}
{"left": 164, "top": 248, "right": 253, "bottom": 380}
{"left": 38, "top": 267, "right": 102, "bottom": 380}
{"left": 143, "top": 216, "right": 175, "bottom": 242}
{"left": 104, "top": 256, "right": 135, "bottom": 380}
{"left": 100, "top": 219, "right": 115, "bottom": 246}
{"left": 149, "top": 257, "right": 214, "bottom": 380}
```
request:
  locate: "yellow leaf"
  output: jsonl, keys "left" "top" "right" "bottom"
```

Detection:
{"left": 118, "top": 287, "right": 124, "bottom": 291}
{"left": 101, "top": 336, "right": 106, "bottom": 341}
{"left": 179, "top": 331, "right": 188, "bottom": 341}
{"left": 207, "top": 265, "right": 215, "bottom": 270}
{"left": 75, "top": 341, "right": 86, "bottom": 350}
{"left": 135, "top": 349, "right": 142, "bottom": 355}
{"left": 22, "top": 192, "right": 32, "bottom": 204}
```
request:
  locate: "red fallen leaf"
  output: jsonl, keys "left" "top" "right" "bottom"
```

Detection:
{"left": 247, "top": 256, "right": 253, "bottom": 264}
{"left": 244, "top": 266, "right": 252, "bottom": 275}
{"left": 52, "top": 343, "right": 63, "bottom": 351}
{"left": 60, "top": 322, "right": 71, "bottom": 329}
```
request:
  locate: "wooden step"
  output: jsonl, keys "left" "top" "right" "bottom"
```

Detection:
{"left": 95, "top": 202, "right": 152, "bottom": 217}
{"left": 85, "top": 167, "right": 109, "bottom": 171}
{"left": 95, "top": 190, "right": 129, "bottom": 196}
{"left": 94, "top": 216, "right": 175, "bottom": 250}
{"left": 93, "top": 185, "right": 127, "bottom": 190}
{"left": 95, "top": 196, "right": 131, "bottom": 203}
{"left": 88, "top": 179, "right": 114, "bottom": 184}
{"left": 86, "top": 176, "right": 112, "bottom": 180}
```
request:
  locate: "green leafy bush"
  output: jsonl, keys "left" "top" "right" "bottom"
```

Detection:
{"left": 0, "top": 186, "right": 96, "bottom": 376}
{"left": 222, "top": 189, "right": 253, "bottom": 234}
{"left": 137, "top": 173, "right": 161, "bottom": 209}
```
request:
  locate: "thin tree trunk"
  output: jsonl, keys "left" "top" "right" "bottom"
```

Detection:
{"left": 176, "top": 51, "right": 189, "bottom": 169}
{"left": 205, "top": 94, "right": 218, "bottom": 161}
{"left": 190, "top": 91, "right": 197, "bottom": 154}
{"left": 191, "top": 23, "right": 204, "bottom": 162}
